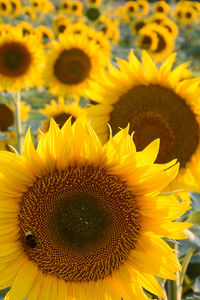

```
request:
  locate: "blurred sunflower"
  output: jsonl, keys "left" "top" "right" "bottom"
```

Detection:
{"left": 138, "top": 23, "right": 174, "bottom": 62}
{"left": 160, "top": 18, "right": 179, "bottom": 38}
{"left": 0, "top": 101, "right": 30, "bottom": 150}
{"left": 9, "top": 0, "right": 22, "bottom": 18}
{"left": 138, "top": 30, "right": 158, "bottom": 51}
{"left": 153, "top": 1, "right": 170, "bottom": 14}
{"left": 130, "top": 18, "right": 148, "bottom": 35}
{"left": 137, "top": 0, "right": 149, "bottom": 16}
{"left": 182, "top": 6, "right": 198, "bottom": 24}
{"left": 0, "top": 117, "right": 190, "bottom": 300}
{"left": 0, "top": 29, "right": 44, "bottom": 91}
{"left": 150, "top": 12, "right": 168, "bottom": 25}
{"left": 21, "top": 6, "right": 36, "bottom": 21}
{"left": 44, "top": 32, "right": 109, "bottom": 96}
{"left": 36, "top": 25, "right": 54, "bottom": 47}
{"left": 86, "top": 50, "right": 200, "bottom": 195}
{"left": 125, "top": 1, "right": 138, "bottom": 18}
{"left": 39, "top": 97, "right": 87, "bottom": 134}
{"left": 87, "top": 0, "right": 101, "bottom": 7}
{"left": 0, "top": 0, "right": 11, "bottom": 15}
{"left": 30, "top": 0, "right": 43, "bottom": 11}
{"left": 70, "top": 0, "right": 83, "bottom": 16}
{"left": 60, "top": 0, "right": 71, "bottom": 13}
{"left": 53, "top": 16, "right": 71, "bottom": 35}
{"left": 0, "top": 24, "right": 13, "bottom": 36}
{"left": 86, "top": 6, "right": 101, "bottom": 21}
{"left": 17, "top": 21, "right": 35, "bottom": 37}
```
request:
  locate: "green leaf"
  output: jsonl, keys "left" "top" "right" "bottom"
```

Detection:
{"left": 186, "top": 210, "right": 200, "bottom": 225}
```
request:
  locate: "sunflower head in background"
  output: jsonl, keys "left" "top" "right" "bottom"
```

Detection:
{"left": 17, "top": 21, "right": 35, "bottom": 37}
{"left": 125, "top": 1, "right": 138, "bottom": 18}
{"left": 9, "top": 0, "right": 22, "bottom": 18}
{"left": 87, "top": 0, "right": 102, "bottom": 7}
{"left": 0, "top": 28, "right": 45, "bottom": 91}
{"left": 21, "top": 6, "right": 36, "bottom": 21}
{"left": 0, "top": 101, "right": 30, "bottom": 150}
{"left": 52, "top": 15, "right": 71, "bottom": 36}
{"left": 138, "top": 30, "right": 159, "bottom": 51}
{"left": 137, "top": 0, "right": 149, "bottom": 16}
{"left": 0, "top": 0, "right": 11, "bottom": 16}
{"left": 0, "top": 117, "right": 191, "bottom": 300}
{"left": 153, "top": 1, "right": 170, "bottom": 15}
{"left": 174, "top": 3, "right": 198, "bottom": 24}
{"left": 130, "top": 18, "right": 149, "bottom": 35}
{"left": 60, "top": 0, "right": 71, "bottom": 13}
{"left": 44, "top": 31, "right": 110, "bottom": 97}
{"left": 35, "top": 25, "right": 54, "bottom": 48}
{"left": 69, "top": 0, "right": 83, "bottom": 16}
{"left": 39, "top": 96, "right": 87, "bottom": 135}
{"left": 138, "top": 23, "right": 175, "bottom": 62}
{"left": 86, "top": 50, "right": 200, "bottom": 199}
{"left": 159, "top": 17, "right": 179, "bottom": 38}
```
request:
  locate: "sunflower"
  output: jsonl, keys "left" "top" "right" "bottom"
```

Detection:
{"left": 182, "top": 6, "right": 198, "bottom": 24}
{"left": 17, "top": 21, "right": 35, "bottom": 37}
{"left": 30, "top": 0, "right": 45, "bottom": 11}
{"left": 0, "top": 101, "right": 30, "bottom": 150}
{"left": 60, "top": 0, "right": 71, "bottom": 13}
{"left": 0, "top": 29, "right": 44, "bottom": 91}
{"left": 137, "top": 0, "right": 149, "bottom": 16}
{"left": 87, "top": 0, "right": 101, "bottom": 7}
{"left": 44, "top": 32, "right": 109, "bottom": 97}
{"left": 138, "top": 30, "right": 159, "bottom": 51}
{"left": 130, "top": 18, "right": 148, "bottom": 35}
{"left": 0, "top": 117, "right": 191, "bottom": 300}
{"left": 86, "top": 50, "right": 200, "bottom": 195}
{"left": 39, "top": 97, "right": 87, "bottom": 135}
{"left": 0, "top": 24, "right": 13, "bottom": 36}
{"left": 150, "top": 12, "right": 168, "bottom": 25}
{"left": 159, "top": 18, "right": 179, "bottom": 38}
{"left": 87, "top": 30, "right": 111, "bottom": 57}
{"left": 9, "top": 0, "right": 22, "bottom": 18}
{"left": 36, "top": 25, "right": 54, "bottom": 47}
{"left": 53, "top": 17, "right": 71, "bottom": 35}
{"left": 125, "top": 1, "right": 138, "bottom": 18}
{"left": 153, "top": 1, "right": 170, "bottom": 14}
{"left": 86, "top": 6, "right": 101, "bottom": 21}
{"left": 138, "top": 23, "right": 174, "bottom": 62}
{"left": 21, "top": 6, "right": 36, "bottom": 21}
{"left": 0, "top": 0, "right": 11, "bottom": 15}
{"left": 70, "top": 0, "right": 83, "bottom": 16}
{"left": 63, "top": 21, "right": 91, "bottom": 36}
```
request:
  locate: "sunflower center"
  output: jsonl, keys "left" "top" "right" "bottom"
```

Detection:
{"left": 0, "top": 3, "right": 6, "bottom": 10}
{"left": 186, "top": 12, "right": 192, "bottom": 18}
{"left": 86, "top": 7, "right": 100, "bottom": 21}
{"left": 0, "top": 104, "right": 14, "bottom": 131}
{"left": 135, "top": 21, "right": 145, "bottom": 32}
{"left": 141, "top": 35, "right": 152, "bottom": 48}
{"left": 0, "top": 42, "right": 31, "bottom": 77}
{"left": 157, "top": 6, "right": 164, "bottom": 12}
{"left": 154, "top": 33, "right": 166, "bottom": 52}
{"left": 109, "top": 85, "right": 199, "bottom": 167}
{"left": 51, "top": 192, "right": 109, "bottom": 249}
{"left": 58, "top": 24, "right": 66, "bottom": 33}
{"left": 19, "top": 166, "right": 140, "bottom": 282}
{"left": 54, "top": 112, "right": 76, "bottom": 128}
{"left": 54, "top": 48, "right": 91, "bottom": 85}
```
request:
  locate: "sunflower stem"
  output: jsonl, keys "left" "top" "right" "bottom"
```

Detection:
{"left": 14, "top": 90, "right": 23, "bottom": 154}
{"left": 177, "top": 248, "right": 194, "bottom": 300}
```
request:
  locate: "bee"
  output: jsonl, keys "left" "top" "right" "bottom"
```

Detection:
{"left": 25, "top": 232, "right": 37, "bottom": 248}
